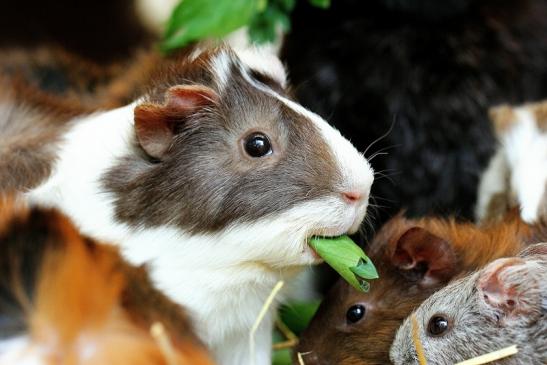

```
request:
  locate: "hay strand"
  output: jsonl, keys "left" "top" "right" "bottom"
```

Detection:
{"left": 455, "top": 345, "right": 518, "bottom": 365}
{"left": 411, "top": 314, "right": 427, "bottom": 365}
{"left": 249, "top": 280, "right": 284, "bottom": 365}
{"left": 151, "top": 322, "right": 179, "bottom": 365}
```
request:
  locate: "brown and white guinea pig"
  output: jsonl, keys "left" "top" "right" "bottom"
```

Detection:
{"left": 1, "top": 45, "right": 374, "bottom": 364}
{"left": 477, "top": 99, "right": 547, "bottom": 224}
{"left": 390, "top": 242, "right": 547, "bottom": 365}
{"left": 0, "top": 196, "right": 214, "bottom": 365}
{"left": 296, "top": 210, "right": 547, "bottom": 364}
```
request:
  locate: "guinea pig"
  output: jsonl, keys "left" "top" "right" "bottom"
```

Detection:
{"left": 296, "top": 210, "right": 546, "bottom": 364}
{"left": 0, "top": 196, "right": 213, "bottom": 365}
{"left": 1, "top": 45, "right": 374, "bottom": 364}
{"left": 477, "top": 99, "right": 547, "bottom": 224}
{"left": 390, "top": 242, "right": 547, "bottom": 365}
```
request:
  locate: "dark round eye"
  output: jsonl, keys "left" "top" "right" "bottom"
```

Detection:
{"left": 244, "top": 133, "right": 272, "bottom": 158}
{"left": 346, "top": 304, "right": 366, "bottom": 324}
{"left": 427, "top": 315, "right": 450, "bottom": 336}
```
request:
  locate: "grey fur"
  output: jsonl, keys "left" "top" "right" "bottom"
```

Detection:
{"left": 102, "top": 48, "right": 341, "bottom": 233}
{"left": 390, "top": 244, "right": 547, "bottom": 365}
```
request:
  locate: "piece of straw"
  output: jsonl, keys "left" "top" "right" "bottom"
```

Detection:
{"left": 411, "top": 314, "right": 427, "bottom": 365}
{"left": 272, "top": 317, "right": 298, "bottom": 350}
{"left": 454, "top": 345, "right": 518, "bottom": 365}
{"left": 296, "top": 351, "right": 306, "bottom": 365}
{"left": 151, "top": 321, "right": 179, "bottom": 365}
{"left": 249, "top": 280, "right": 284, "bottom": 365}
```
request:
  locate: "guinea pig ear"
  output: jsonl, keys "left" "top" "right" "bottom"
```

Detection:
{"left": 518, "top": 242, "right": 547, "bottom": 258}
{"left": 134, "top": 85, "right": 218, "bottom": 159}
{"left": 391, "top": 227, "right": 456, "bottom": 286}
{"left": 477, "top": 257, "right": 539, "bottom": 322}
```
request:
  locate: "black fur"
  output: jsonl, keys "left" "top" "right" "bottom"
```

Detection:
{"left": 282, "top": 0, "right": 547, "bottom": 227}
{"left": 0, "top": 0, "right": 153, "bottom": 64}
{"left": 0, "top": 207, "right": 61, "bottom": 338}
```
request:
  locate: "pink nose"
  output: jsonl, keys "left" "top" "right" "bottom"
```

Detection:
{"left": 342, "top": 191, "right": 363, "bottom": 204}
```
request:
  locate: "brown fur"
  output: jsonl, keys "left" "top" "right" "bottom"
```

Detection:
{"left": 530, "top": 100, "right": 547, "bottom": 132}
{"left": 103, "top": 46, "right": 341, "bottom": 234}
{"left": 0, "top": 82, "right": 79, "bottom": 192}
{"left": 0, "top": 200, "right": 214, "bottom": 365}
{"left": 489, "top": 104, "right": 516, "bottom": 135}
{"left": 297, "top": 210, "right": 545, "bottom": 365}
{"left": 490, "top": 99, "right": 547, "bottom": 135}
{"left": 0, "top": 46, "right": 163, "bottom": 193}
{"left": 0, "top": 46, "right": 161, "bottom": 111}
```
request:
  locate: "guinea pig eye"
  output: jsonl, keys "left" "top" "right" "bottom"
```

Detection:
{"left": 346, "top": 304, "right": 366, "bottom": 324}
{"left": 427, "top": 315, "right": 450, "bottom": 337}
{"left": 244, "top": 133, "right": 272, "bottom": 158}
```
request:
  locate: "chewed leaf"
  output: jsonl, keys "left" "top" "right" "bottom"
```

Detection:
{"left": 350, "top": 258, "right": 379, "bottom": 280}
{"left": 309, "top": 235, "right": 379, "bottom": 292}
{"left": 357, "top": 279, "right": 370, "bottom": 292}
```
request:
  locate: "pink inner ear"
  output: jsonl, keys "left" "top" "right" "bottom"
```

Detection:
{"left": 133, "top": 85, "right": 219, "bottom": 159}
{"left": 166, "top": 85, "right": 219, "bottom": 111}
{"left": 134, "top": 105, "right": 175, "bottom": 159}
{"left": 391, "top": 227, "right": 456, "bottom": 285}
{"left": 478, "top": 257, "right": 527, "bottom": 316}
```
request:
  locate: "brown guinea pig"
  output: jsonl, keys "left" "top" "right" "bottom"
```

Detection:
{"left": 0, "top": 196, "right": 214, "bottom": 365}
{"left": 296, "top": 210, "right": 546, "bottom": 365}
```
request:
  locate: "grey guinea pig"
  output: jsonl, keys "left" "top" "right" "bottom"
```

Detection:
{"left": 390, "top": 242, "right": 547, "bottom": 365}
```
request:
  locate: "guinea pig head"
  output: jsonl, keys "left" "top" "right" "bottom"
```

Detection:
{"left": 390, "top": 243, "right": 547, "bottom": 365}
{"left": 296, "top": 215, "right": 458, "bottom": 365}
{"left": 103, "top": 46, "right": 373, "bottom": 268}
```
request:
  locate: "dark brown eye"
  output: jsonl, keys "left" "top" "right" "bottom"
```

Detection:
{"left": 346, "top": 304, "right": 366, "bottom": 324}
{"left": 427, "top": 315, "right": 450, "bottom": 336}
{"left": 244, "top": 133, "right": 272, "bottom": 157}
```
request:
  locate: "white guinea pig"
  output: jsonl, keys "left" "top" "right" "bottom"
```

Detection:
{"left": 2, "top": 45, "right": 374, "bottom": 365}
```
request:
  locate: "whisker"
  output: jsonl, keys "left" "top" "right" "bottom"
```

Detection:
{"left": 363, "top": 116, "right": 397, "bottom": 157}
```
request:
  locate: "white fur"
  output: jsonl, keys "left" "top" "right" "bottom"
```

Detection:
{"left": 0, "top": 337, "right": 42, "bottom": 365}
{"left": 503, "top": 109, "right": 547, "bottom": 223}
{"left": 25, "top": 52, "right": 374, "bottom": 365}
{"left": 234, "top": 46, "right": 287, "bottom": 88}
{"left": 475, "top": 148, "right": 510, "bottom": 221}
{"left": 238, "top": 62, "right": 374, "bottom": 234}
{"left": 135, "top": 0, "right": 178, "bottom": 34}
{"left": 208, "top": 51, "right": 233, "bottom": 92}
{"left": 476, "top": 107, "right": 547, "bottom": 223}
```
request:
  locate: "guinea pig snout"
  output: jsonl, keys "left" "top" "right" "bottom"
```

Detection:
{"left": 342, "top": 190, "right": 365, "bottom": 204}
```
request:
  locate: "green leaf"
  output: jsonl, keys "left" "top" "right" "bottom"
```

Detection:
{"left": 162, "top": 0, "right": 260, "bottom": 53}
{"left": 272, "top": 348, "right": 292, "bottom": 365}
{"left": 308, "top": 0, "right": 331, "bottom": 8}
{"left": 248, "top": 0, "right": 295, "bottom": 45}
{"left": 308, "top": 235, "right": 379, "bottom": 292}
{"left": 350, "top": 257, "right": 379, "bottom": 280}
{"left": 279, "top": 301, "right": 321, "bottom": 335}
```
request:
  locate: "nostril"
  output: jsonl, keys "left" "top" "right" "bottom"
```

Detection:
{"left": 342, "top": 191, "right": 362, "bottom": 203}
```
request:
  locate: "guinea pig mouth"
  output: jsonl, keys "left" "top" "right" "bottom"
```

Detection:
{"left": 305, "top": 230, "right": 349, "bottom": 260}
